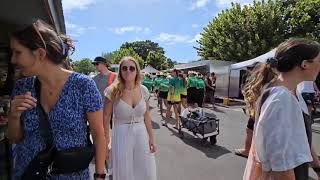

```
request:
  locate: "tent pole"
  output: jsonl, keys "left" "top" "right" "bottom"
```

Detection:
{"left": 227, "top": 66, "right": 231, "bottom": 98}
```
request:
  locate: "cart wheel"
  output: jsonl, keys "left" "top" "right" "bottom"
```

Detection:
{"left": 192, "top": 132, "right": 197, "bottom": 136}
{"left": 201, "top": 138, "right": 208, "bottom": 146}
{"left": 210, "top": 136, "right": 217, "bottom": 145}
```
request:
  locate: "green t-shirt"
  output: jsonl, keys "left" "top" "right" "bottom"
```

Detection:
{"left": 159, "top": 78, "right": 170, "bottom": 92}
{"left": 168, "top": 77, "right": 182, "bottom": 102}
{"left": 180, "top": 78, "right": 187, "bottom": 95}
{"left": 196, "top": 77, "right": 206, "bottom": 89}
{"left": 154, "top": 77, "right": 163, "bottom": 90}
{"left": 188, "top": 76, "right": 198, "bottom": 88}
{"left": 142, "top": 77, "right": 154, "bottom": 92}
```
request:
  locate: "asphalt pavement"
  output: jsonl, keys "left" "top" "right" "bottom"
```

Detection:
{"left": 90, "top": 95, "right": 320, "bottom": 180}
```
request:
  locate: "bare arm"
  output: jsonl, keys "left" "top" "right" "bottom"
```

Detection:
{"left": 103, "top": 98, "right": 113, "bottom": 148}
{"left": 87, "top": 110, "right": 106, "bottom": 174}
{"left": 7, "top": 92, "right": 37, "bottom": 143}
{"left": 7, "top": 113, "right": 24, "bottom": 143}
{"left": 144, "top": 102, "right": 156, "bottom": 153}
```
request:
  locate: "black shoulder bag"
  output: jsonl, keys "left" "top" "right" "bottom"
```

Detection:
{"left": 21, "top": 78, "right": 95, "bottom": 179}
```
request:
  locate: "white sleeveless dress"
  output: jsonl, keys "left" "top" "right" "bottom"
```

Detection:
{"left": 104, "top": 85, "right": 157, "bottom": 180}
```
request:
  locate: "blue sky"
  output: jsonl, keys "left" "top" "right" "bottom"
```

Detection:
{"left": 62, "top": 0, "right": 253, "bottom": 63}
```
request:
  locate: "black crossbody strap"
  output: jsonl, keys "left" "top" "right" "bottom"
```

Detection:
{"left": 34, "top": 78, "right": 53, "bottom": 149}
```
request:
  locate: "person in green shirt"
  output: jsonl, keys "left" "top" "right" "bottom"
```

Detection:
{"left": 179, "top": 71, "right": 188, "bottom": 109}
{"left": 195, "top": 73, "right": 206, "bottom": 107}
{"left": 153, "top": 72, "right": 164, "bottom": 109}
{"left": 154, "top": 74, "right": 163, "bottom": 94}
{"left": 142, "top": 73, "right": 154, "bottom": 92}
{"left": 187, "top": 71, "right": 199, "bottom": 107}
{"left": 166, "top": 69, "right": 181, "bottom": 129}
{"left": 158, "top": 74, "right": 169, "bottom": 117}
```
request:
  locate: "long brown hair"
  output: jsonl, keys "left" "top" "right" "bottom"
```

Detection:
{"left": 110, "top": 56, "right": 142, "bottom": 101}
{"left": 244, "top": 38, "right": 320, "bottom": 116}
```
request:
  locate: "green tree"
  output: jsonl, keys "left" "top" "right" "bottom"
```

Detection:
{"left": 146, "top": 51, "right": 168, "bottom": 70}
{"left": 167, "top": 58, "right": 178, "bottom": 68}
{"left": 120, "top": 40, "right": 165, "bottom": 61}
{"left": 72, "top": 58, "right": 95, "bottom": 75}
{"left": 196, "top": 0, "right": 320, "bottom": 62}
{"left": 103, "top": 48, "right": 144, "bottom": 68}
{"left": 288, "top": 0, "right": 320, "bottom": 41}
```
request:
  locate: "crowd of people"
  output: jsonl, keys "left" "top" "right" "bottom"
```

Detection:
{"left": 5, "top": 18, "right": 320, "bottom": 180}
{"left": 141, "top": 70, "right": 217, "bottom": 130}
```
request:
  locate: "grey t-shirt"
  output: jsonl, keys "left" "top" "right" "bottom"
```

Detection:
{"left": 92, "top": 73, "right": 115, "bottom": 100}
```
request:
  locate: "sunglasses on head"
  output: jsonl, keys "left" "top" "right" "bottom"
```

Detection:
{"left": 122, "top": 65, "right": 136, "bottom": 72}
{"left": 32, "top": 21, "right": 47, "bottom": 49}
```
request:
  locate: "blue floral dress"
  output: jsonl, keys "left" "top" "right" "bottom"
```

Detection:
{"left": 11, "top": 73, "right": 103, "bottom": 180}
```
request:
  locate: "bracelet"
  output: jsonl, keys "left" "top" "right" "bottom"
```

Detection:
{"left": 313, "top": 167, "right": 320, "bottom": 172}
{"left": 94, "top": 173, "right": 106, "bottom": 179}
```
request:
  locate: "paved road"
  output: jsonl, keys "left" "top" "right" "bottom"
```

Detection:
{"left": 91, "top": 95, "right": 320, "bottom": 179}
{"left": 149, "top": 95, "right": 320, "bottom": 180}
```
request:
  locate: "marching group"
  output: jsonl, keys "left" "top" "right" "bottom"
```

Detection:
{"left": 5, "top": 18, "right": 320, "bottom": 180}
{"left": 142, "top": 70, "right": 216, "bottom": 130}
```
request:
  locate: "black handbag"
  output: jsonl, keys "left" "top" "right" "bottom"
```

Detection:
{"left": 50, "top": 135, "right": 95, "bottom": 174}
{"left": 21, "top": 78, "right": 95, "bottom": 179}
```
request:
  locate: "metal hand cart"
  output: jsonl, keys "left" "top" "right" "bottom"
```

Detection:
{"left": 179, "top": 111, "right": 220, "bottom": 145}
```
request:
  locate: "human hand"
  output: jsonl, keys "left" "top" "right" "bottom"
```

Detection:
{"left": 10, "top": 92, "right": 37, "bottom": 118}
{"left": 149, "top": 139, "right": 156, "bottom": 153}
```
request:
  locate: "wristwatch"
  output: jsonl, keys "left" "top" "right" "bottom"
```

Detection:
{"left": 94, "top": 173, "right": 106, "bottom": 179}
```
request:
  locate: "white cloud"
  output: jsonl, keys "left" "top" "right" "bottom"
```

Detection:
{"left": 65, "top": 22, "right": 96, "bottom": 37}
{"left": 192, "top": 24, "right": 200, "bottom": 28}
{"left": 155, "top": 33, "right": 201, "bottom": 45}
{"left": 190, "top": 33, "right": 201, "bottom": 43}
{"left": 216, "top": 0, "right": 253, "bottom": 8}
{"left": 62, "top": 0, "right": 96, "bottom": 11}
{"left": 107, "top": 26, "right": 152, "bottom": 35}
{"left": 190, "top": 0, "right": 210, "bottom": 10}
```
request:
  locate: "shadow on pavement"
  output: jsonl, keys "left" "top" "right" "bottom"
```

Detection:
{"left": 164, "top": 119, "right": 231, "bottom": 159}
{"left": 211, "top": 107, "right": 226, "bottom": 114}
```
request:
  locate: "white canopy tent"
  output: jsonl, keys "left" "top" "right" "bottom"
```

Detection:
{"left": 230, "top": 48, "right": 277, "bottom": 70}
{"left": 142, "top": 65, "right": 159, "bottom": 73}
{"left": 225, "top": 48, "right": 277, "bottom": 98}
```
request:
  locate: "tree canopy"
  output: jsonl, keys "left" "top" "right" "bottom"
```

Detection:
{"left": 103, "top": 40, "right": 176, "bottom": 70}
{"left": 196, "top": 0, "right": 320, "bottom": 62}
{"left": 146, "top": 51, "right": 168, "bottom": 70}
{"left": 72, "top": 58, "right": 95, "bottom": 75}
{"left": 102, "top": 48, "right": 144, "bottom": 68}
{"left": 120, "top": 40, "right": 165, "bottom": 61}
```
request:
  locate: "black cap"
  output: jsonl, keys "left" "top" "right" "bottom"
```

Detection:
{"left": 92, "top": 57, "right": 110, "bottom": 66}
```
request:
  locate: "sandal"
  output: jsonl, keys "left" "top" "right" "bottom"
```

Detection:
{"left": 234, "top": 149, "right": 248, "bottom": 158}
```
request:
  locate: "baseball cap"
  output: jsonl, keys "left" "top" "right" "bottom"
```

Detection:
{"left": 92, "top": 57, "right": 110, "bottom": 66}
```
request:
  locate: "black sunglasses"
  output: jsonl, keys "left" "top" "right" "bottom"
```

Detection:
{"left": 122, "top": 65, "right": 136, "bottom": 72}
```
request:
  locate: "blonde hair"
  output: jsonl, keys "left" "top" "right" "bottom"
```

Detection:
{"left": 244, "top": 38, "right": 320, "bottom": 117}
{"left": 110, "top": 56, "right": 142, "bottom": 101}
{"left": 243, "top": 64, "right": 278, "bottom": 117}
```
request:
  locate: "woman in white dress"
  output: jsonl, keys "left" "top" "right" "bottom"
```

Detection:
{"left": 103, "top": 56, "right": 157, "bottom": 180}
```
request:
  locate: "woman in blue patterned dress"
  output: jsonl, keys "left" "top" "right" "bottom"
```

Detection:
{"left": 7, "top": 20, "right": 106, "bottom": 179}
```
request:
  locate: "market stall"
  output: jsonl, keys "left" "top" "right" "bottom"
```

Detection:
{"left": 0, "top": 1, "right": 65, "bottom": 178}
